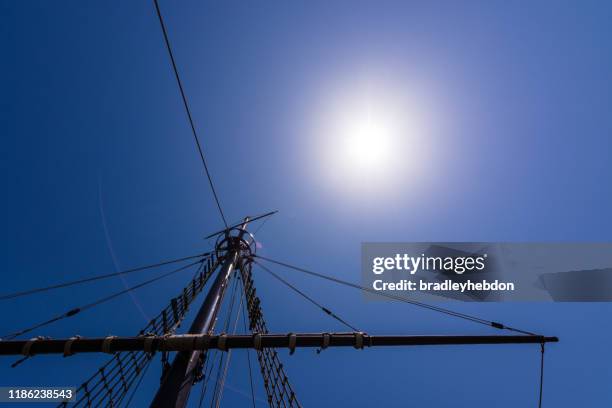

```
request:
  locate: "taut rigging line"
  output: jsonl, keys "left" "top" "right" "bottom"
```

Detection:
{"left": 153, "top": 0, "right": 228, "bottom": 228}
{"left": 0, "top": 252, "right": 210, "bottom": 302}
{"left": 1, "top": 259, "right": 203, "bottom": 340}
{"left": 253, "top": 260, "right": 360, "bottom": 332}
{"left": 253, "top": 255, "right": 539, "bottom": 336}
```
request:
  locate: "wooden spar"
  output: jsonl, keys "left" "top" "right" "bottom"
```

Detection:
{"left": 0, "top": 333, "right": 559, "bottom": 356}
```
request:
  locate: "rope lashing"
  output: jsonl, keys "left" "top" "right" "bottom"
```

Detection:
{"left": 218, "top": 333, "right": 228, "bottom": 352}
{"left": 21, "top": 336, "right": 45, "bottom": 356}
{"left": 253, "top": 333, "right": 263, "bottom": 351}
{"left": 102, "top": 336, "right": 118, "bottom": 354}
{"left": 288, "top": 333, "right": 297, "bottom": 355}
{"left": 143, "top": 335, "right": 156, "bottom": 354}
{"left": 63, "top": 335, "right": 82, "bottom": 357}
{"left": 354, "top": 332, "right": 364, "bottom": 349}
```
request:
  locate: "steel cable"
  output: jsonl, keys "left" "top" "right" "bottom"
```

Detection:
{"left": 153, "top": 0, "right": 228, "bottom": 228}
{"left": 2, "top": 260, "right": 202, "bottom": 340}
{"left": 0, "top": 253, "right": 210, "bottom": 302}
{"left": 254, "top": 260, "right": 359, "bottom": 332}
{"left": 254, "top": 255, "right": 538, "bottom": 336}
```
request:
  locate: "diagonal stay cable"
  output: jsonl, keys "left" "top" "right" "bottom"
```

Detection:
{"left": 153, "top": 0, "right": 228, "bottom": 228}
{"left": 253, "top": 260, "right": 360, "bottom": 332}
{"left": 2, "top": 260, "right": 202, "bottom": 340}
{"left": 0, "top": 252, "right": 210, "bottom": 302}
{"left": 254, "top": 255, "right": 538, "bottom": 336}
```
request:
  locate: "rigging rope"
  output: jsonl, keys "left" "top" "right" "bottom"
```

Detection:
{"left": 241, "top": 278, "right": 257, "bottom": 408}
{"left": 254, "top": 255, "right": 538, "bottom": 336}
{"left": 3, "top": 259, "right": 203, "bottom": 340}
{"left": 254, "top": 260, "right": 360, "bottom": 332}
{"left": 57, "top": 255, "right": 218, "bottom": 408}
{"left": 204, "top": 210, "right": 278, "bottom": 240}
{"left": 123, "top": 355, "right": 153, "bottom": 407}
{"left": 539, "top": 342, "right": 545, "bottom": 408}
{"left": 199, "top": 350, "right": 221, "bottom": 408}
{"left": 255, "top": 255, "right": 550, "bottom": 407}
{"left": 0, "top": 252, "right": 209, "bottom": 302}
{"left": 153, "top": 0, "right": 228, "bottom": 228}
{"left": 252, "top": 212, "right": 271, "bottom": 237}
{"left": 240, "top": 262, "right": 302, "bottom": 408}
{"left": 214, "top": 279, "right": 245, "bottom": 408}
{"left": 209, "top": 276, "right": 240, "bottom": 407}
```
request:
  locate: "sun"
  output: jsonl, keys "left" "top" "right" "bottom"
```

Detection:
{"left": 327, "top": 99, "right": 403, "bottom": 189}
{"left": 307, "top": 76, "right": 434, "bottom": 198}
{"left": 341, "top": 108, "right": 393, "bottom": 172}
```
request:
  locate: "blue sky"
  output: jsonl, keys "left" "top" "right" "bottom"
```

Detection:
{"left": 2, "top": 1, "right": 612, "bottom": 406}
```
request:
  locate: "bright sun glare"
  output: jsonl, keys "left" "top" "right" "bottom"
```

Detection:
{"left": 342, "top": 109, "right": 393, "bottom": 171}
{"left": 308, "top": 76, "right": 435, "bottom": 198}
{"left": 327, "top": 98, "right": 406, "bottom": 190}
